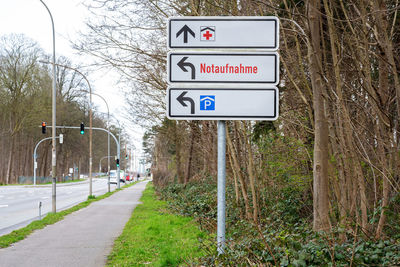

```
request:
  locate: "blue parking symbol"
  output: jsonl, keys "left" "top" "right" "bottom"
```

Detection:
{"left": 200, "top": 95, "right": 215, "bottom": 110}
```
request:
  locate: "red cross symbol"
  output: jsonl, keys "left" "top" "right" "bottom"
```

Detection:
{"left": 203, "top": 30, "right": 213, "bottom": 40}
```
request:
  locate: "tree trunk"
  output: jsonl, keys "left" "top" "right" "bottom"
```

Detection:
{"left": 241, "top": 122, "right": 259, "bottom": 223}
{"left": 308, "top": 0, "right": 331, "bottom": 231}
{"left": 185, "top": 122, "right": 196, "bottom": 184}
{"left": 374, "top": 4, "right": 392, "bottom": 236}
{"left": 172, "top": 121, "right": 184, "bottom": 183}
{"left": 323, "top": 0, "right": 369, "bottom": 231}
{"left": 6, "top": 135, "right": 15, "bottom": 184}
{"left": 228, "top": 148, "right": 240, "bottom": 210}
{"left": 226, "top": 124, "right": 252, "bottom": 220}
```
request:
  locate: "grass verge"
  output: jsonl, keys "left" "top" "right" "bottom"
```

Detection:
{"left": 42, "top": 179, "right": 86, "bottom": 185}
{"left": 107, "top": 183, "right": 210, "bottom": 267}
{"left": 0, "top": 179, "right": 86, "bottom": 186}
{"left": 0, "top": 181, "right": 140, "bottom": 248}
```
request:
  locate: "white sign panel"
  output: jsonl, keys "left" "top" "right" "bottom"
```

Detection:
{"left": 168, "top": 52, "right": 279, "bottom": 84}
{"left": 167, "top": 88, "right": 278, "bottom": 120}
{"left": 168, "top": 17, "right": 279, "bottom": 50}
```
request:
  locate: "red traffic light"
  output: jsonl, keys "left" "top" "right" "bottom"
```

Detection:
{"left": 42, "top": 122, "right": 47, "bottom": 134}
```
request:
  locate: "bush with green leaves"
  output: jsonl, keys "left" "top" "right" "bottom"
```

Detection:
{"left": 157, "top": 180, "right": 400, "bottom": 266}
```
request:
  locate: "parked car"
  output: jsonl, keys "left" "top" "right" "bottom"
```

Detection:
{"left": 109, "top": 170, "right": 125, "bottom": 184}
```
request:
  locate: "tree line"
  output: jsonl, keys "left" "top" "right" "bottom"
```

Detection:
{"left": 0, "top": 34, "right": 125, "bottom": 184}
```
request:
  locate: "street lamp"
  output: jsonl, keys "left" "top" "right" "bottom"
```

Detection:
{"left": 109, "top": 115, "right": 122, "bottom": 189}
{"left": 39, "top": 61, "right": 95, "bottom": 197}
{"left": 39, "top": 0, "right": 57, "bottom": 213}
{"left": 80, "top": 91, "right": 111, "bottom": 193}
{"left": 130, "top": 145, "right": 135, "bottom": 180}
{"left": 99, "top": 155, "right": 113, "bottom": 173}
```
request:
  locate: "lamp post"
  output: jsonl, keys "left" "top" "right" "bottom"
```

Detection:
{"left": 99, "top": 155, "right": 113, "bottom": 173}
{"left": 109, "top": 115, "right": 122, "bottom": 189}
{"left": 39, "top": 0, "right": 57, "bottom": 213}
{"left": 39, "top": 61, "right": 94, "bottom": 197}
{"left": 131, "top": 145, "right": 136, "bottom": 180}
{"left": 81, "top": 91, "right": 111, "bottom": 193}
{"left": 33, "top": 135, "right": 61, "bottom": 185}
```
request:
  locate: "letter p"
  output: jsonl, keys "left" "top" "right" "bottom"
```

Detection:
{"left": 200, "top": 95, "right": 215, "bottom": 111}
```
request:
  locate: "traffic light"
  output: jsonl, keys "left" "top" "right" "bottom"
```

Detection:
{"left": 42, "top": 122, "right": 46, "bottom": 134}
{"left": 116, "top": 158, "right": 120, "bottom": 168}
{"left": 80, "top": 122, "right": 85, "bottom": 135}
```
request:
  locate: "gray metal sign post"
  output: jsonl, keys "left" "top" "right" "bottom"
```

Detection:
{"left": 167, "top": 16, "right": 280, "bottom": 254}
{"left": 217, "top": 120, "right": 226, "bottom": 253}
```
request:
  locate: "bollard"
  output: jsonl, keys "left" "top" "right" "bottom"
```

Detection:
{"left": 39, "top": 201, "right": 42, "bottom": 220}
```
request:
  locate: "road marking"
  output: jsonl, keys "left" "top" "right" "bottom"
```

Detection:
{"left": 0, "top": 204, "right": 9, "bottom": 208}
{"left": 41, "top": 197, "right": 50, "bottom": 199}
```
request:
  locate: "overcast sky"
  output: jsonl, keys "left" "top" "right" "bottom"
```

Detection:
{"left": 0, "top": 0, "right": 144, "bottom": 160}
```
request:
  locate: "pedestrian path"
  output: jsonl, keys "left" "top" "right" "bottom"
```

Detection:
{"left": 0, "top": 180, "right": 149, "bottom": 267}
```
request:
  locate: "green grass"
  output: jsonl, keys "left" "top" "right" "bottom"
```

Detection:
{"left": 0, "top": 179, "right": 86, "bottom": 186}
{"left": 0, "top": 181, "right": 139, "bottom": 248}
{"left": 42, "top": 179, "right": 86, "bottom": 185}
{"left": 107, "top": 183, "right": 210, "bottom": 267}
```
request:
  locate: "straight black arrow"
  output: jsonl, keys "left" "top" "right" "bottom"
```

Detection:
{"left": 177, "top": 91, "right": 195, "bottom": 114}
{"left": 176, "top": 24, "right": 195, "bottom": 43}
{"left": 177, "top": 57, "right": 195, "bottom": 80}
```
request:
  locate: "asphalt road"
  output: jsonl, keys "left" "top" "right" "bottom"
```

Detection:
{"left": 0, "top": 180, "right": 149, "bottom": 267}
{"left": 0, "top": 178, "right": 122, "bottom": 236}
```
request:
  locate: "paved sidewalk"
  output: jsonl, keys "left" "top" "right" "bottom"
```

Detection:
{"left": 0, "top": 180, "right": 149, "bottom": 267}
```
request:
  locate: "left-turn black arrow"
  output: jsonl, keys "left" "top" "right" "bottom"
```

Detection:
{"left": 177, "top": 91, "right": 195, "bottom": 114}
{"left": 177, "top": 57, "right": 195, "bottom": 80}
{"left": 176, "top": 24, "right": 195, "bottom": 43}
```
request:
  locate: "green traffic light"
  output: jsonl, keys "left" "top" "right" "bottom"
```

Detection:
{"left": 80, "top": 123, "right": 85, "bottom": 134}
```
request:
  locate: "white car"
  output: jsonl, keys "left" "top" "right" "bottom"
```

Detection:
{"left": 109, "top": 170, "right": 125, "bottom": 184}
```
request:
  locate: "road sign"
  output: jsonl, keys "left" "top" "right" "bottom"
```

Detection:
{"left": 167, "top": 16, "right": 280, "bottom": 255}
{"left": 168, "top": 17, "right": 279, "bottom": 49}
{"left": 168, "top": 52, "right": 279, "bottom": 84}
{"left": 167, "top": 88, "right": 278, "bottom": 120}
